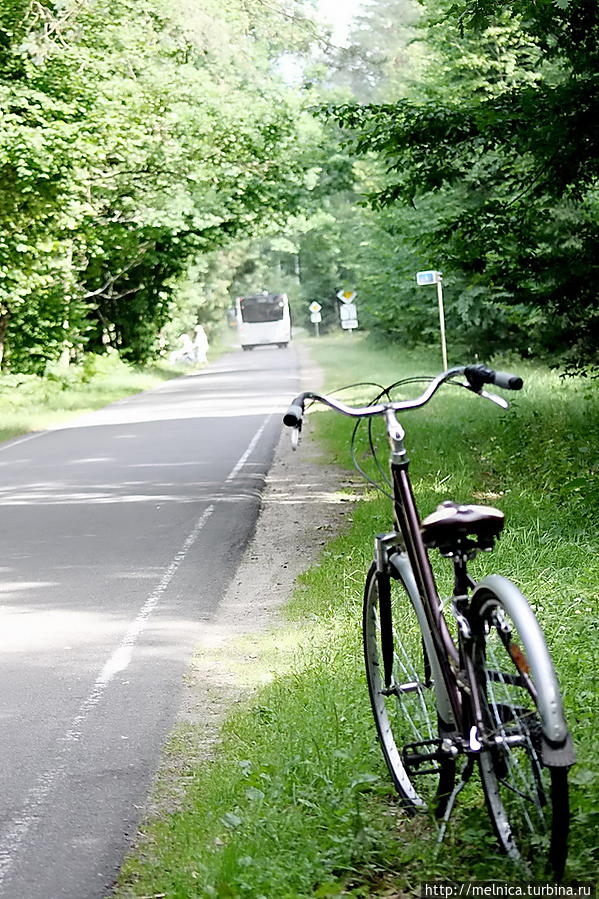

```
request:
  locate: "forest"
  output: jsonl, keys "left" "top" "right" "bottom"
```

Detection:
{"left": 1, "top": 0, "right": 597, "bottom": 373}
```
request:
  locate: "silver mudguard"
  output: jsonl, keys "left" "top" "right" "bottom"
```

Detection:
{"left": 472, "top": 574, "right": 570, "bottom": 747}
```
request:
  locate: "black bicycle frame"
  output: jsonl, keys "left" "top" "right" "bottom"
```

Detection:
{"left": 390, "top": 459, "right": 464, "bottom": 727}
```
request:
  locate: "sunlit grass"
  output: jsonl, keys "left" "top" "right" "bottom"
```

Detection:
{"left": 0, "top": 352, "right": 196, "bottom": 443}
{"left": 115, "top": 334, "right": 598, "bottom": 897}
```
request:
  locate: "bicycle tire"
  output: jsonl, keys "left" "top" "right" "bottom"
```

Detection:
{"left": 363, "top": 560, "right": 455, "bottom": 815}
{"left": 471, "top": 578, "right": 572, "bottom": 877}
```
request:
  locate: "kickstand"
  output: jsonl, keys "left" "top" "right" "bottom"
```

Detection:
{"left": 435, "top": 757, "right": 475, "bottom": 849}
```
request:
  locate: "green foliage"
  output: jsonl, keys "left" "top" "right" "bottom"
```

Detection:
{"left": 165, "top": 109, "right": 363, "bottom": 336}
{"left": 325, "top": 0, "right": 599, "bottom": 363}
{"left": 2, "top": 0, "right": 597, "bottom": 371}
{"left": 0, "top": 0, "right": 322, "bottom": 371}
{"left": 328, "top": 0, "right": 423, "bottom": 102}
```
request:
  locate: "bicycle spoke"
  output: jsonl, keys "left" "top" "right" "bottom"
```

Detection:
{"left": 485, "top": 648, "right": 547, "bottom": 830}
{"left": 391, "top": 638, "right": 435, "bottom": 743}
{"left": 364, "top": 563, "right": 454, "bottom": 811}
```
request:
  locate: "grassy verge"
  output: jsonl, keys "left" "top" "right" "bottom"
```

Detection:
{"left": 115, "top": 335, "right": 598, "bottom": 897}
{"left": 0, "top": 351, "right": 203, "bottom": 444}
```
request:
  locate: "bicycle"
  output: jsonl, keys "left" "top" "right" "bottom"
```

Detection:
{"left": 283, "top": 364, "right": 575, "bottom": 878}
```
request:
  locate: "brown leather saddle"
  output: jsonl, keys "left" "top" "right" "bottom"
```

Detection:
{"left": 421, "top": 500, "right": 504, "bottom": 553}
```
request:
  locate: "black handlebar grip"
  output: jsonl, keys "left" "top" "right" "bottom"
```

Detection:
{"left": 491, "top": 370, "right": 523, "bottom": 391}
{"left": 465, "top": 364, "right": 523, "bottom": 391}
{"left": 283, "top": 403, "right": 304, "bottom": 427}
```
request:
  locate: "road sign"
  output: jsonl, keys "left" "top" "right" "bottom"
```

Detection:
{"left": 336, "top": 289, "right": 357, "bottom": 303}
{"left": 339, "top": 303, "right": 357, "bottom": 321}
{"left": 339, "top": 302, "right": 358, "bottom": 330}
{"left": 416, "top": 270, "right": 442, "bottom": 286}
{"left": 309, "top": 301, "right": 322, "bottom": 313}
{"left": 310, "top": 311, "right": 322, "bottom": 323}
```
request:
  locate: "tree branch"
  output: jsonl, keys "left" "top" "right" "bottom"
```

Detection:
{"left": 82, "top": 242, "right": 152, "bottom": 299}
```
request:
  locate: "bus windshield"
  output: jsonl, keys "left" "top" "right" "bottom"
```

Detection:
{"left": 239, "top": 294, "right": 285, "bottom": 323}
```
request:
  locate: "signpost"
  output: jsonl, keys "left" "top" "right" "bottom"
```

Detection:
{"left": 416, "top": 270, "right": 447, "bottom": 370}
{"left": 416, "top": 270, "right": 441, "bottom": 286}
{"left": 337, "top": 289, "right": 358, "bottom": 333}
{"left": 309, "top": 301, "right": 322, "bottom": 337}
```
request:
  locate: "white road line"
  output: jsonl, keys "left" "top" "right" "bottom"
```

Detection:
{"left": 0, "top": 414, "right": 272, "bottom": 888}
{"left": 0, "top": 503, "right": 215, "bottom": 888}
{"left": 0, "top": 431, "right": 45, "bottom": 454}
{"left": 225, "top": 416, "right": 271, "bottom": 482}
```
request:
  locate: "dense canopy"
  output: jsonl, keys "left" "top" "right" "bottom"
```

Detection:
{"left": 0, "top": 0, "right": 316, "bottom": 370}
{"left": 1, "top": 0, "right": 597, "bottom": 371}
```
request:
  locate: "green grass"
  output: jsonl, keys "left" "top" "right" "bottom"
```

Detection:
{"left": 0, "top": 352, "right": 196, "bottom": 443}
{"left": 115, "top": 335, "right": 598, "bottom": 897}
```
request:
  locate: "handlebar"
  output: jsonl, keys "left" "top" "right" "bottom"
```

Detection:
{"left": 463, "top": 364, "right": 523, "bottom": 392}
{"left": 282, "top": 403, "right": 305, "bottom": 428}
{"left": 283, "top": 364, "right": 523, "bottom": 430}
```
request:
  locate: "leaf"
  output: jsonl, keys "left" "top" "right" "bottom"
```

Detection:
{"left": 350, "top": 773, "right": 380, "bottom": 789}
{"left": 570, "top": 768, "right": 596, "bottom": 787}
{"left": 313, "top": 883, "right": 344, "bottom": 898}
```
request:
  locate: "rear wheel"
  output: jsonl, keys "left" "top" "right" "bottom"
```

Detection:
{"left": 363, "top": 561, "right": 455, "bottom": 814}
{"left": 472, "top": 586, "right": 571, "bottom": 877}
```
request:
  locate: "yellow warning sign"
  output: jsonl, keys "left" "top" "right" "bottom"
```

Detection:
{"left": 337, "top": 289, "right": 357, "bottom": 303}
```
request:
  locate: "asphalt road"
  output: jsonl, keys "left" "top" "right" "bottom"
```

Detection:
{"left": 0, "top": 344, "right": 301, "bottom": 898}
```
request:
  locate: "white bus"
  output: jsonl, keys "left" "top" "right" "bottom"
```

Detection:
{"left": 236, "top": 292, "right": 291, "bottom": 351}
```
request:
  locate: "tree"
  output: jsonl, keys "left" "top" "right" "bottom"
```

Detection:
{"left": 0, "top": 0, "right": 323, "bottom": 370}
{"left": 327, "top": 0, "right": 599, "bottom": 361}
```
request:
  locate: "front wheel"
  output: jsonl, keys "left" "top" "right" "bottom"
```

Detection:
{"left": 363, "top": 561, "right": 455, "bottom": 815}
{"left": 471, "top": 580, "right": 572, "bottom": 877}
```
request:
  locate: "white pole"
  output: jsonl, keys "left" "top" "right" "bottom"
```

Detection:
{"left": 437, "top": 278, "right": 448, "bottom": 370}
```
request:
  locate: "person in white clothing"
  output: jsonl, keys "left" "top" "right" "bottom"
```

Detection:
{"left": 193, "top": 324, "right": 209, "bottom": 363}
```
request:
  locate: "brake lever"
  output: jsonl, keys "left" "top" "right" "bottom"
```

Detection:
{"left": 481, "top": 389, "right": 509, "bottom": 409}
{"left": 462, "top": 383, "right": 509, "bottom": 409}
{"left": 291, "top": 427, "right": 301, "bottom": 450}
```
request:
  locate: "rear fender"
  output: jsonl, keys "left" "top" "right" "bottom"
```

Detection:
{"left": 472, "top": 574, "right": 573, "bottom": 758}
